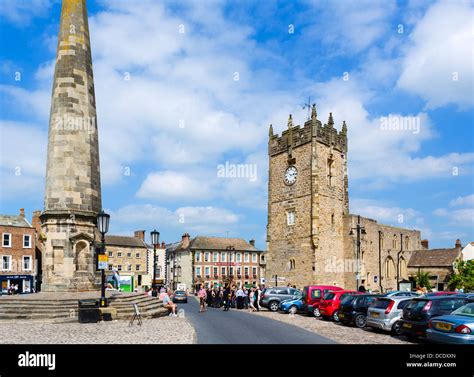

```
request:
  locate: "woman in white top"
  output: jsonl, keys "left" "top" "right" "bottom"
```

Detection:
{"left": 248, "top": 288, "right": 256, "bottom": 311}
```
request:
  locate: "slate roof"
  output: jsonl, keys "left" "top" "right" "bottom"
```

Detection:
{"left": 408, "top": 248, "right": 462, "bottom": 267}
{"left": 167, "top": 236, "right": 261, "bottom": 252}
{"left": 105, "top": 235, "right": 147, "bottom": 248}
{"left": 0, "top": 215, "right": 32, "bottom": 228}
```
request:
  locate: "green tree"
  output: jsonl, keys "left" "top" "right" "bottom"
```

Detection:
{"left": 448, "top": 260, "right": 474, "bottom": 291}
{"left": 415, "top": 271, "right": 432, "bottom": 290}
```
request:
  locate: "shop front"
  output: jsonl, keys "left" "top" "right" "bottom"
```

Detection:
{"left": 0, "top": 275, "right": 34, "bottom": 294}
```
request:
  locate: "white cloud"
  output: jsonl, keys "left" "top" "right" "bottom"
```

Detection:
{"left": 108, "top": 203, "right": 242, "bottom": 236}
{"left": 450, "top": 194, "right": 474, "bottom": 207}
{"left": 0, "top": 0, "right": 52, "bottom": 26}
{"left": 305, "top": 0, "right": 397, "bottom": 54}
{"left": 350, "top": 198, "right": 420, "bottom": 226}
{"left": 397, "top": 1, "right": 474, "bottom": 109}
{"left": 308, "top": 78, "right": 474, "bottom": 186}
{"left": 137, "top": 171, "right": 212, "bottom": 201}
{"left": 0, "top": 121, "right": 46, "bottom": 199}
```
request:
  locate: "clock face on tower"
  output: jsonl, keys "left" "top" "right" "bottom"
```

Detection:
{"left": 284, "top": 166, "right": 298, "bottom": 185}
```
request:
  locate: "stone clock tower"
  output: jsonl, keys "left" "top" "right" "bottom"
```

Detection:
{"left": 40, "top": 0, "right": 102, "bottom": 291}
{"left": 266, "top": 105, "right": 349, "bottom": 288}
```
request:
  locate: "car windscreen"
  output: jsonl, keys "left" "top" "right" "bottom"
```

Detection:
{"left": 452, "top": 303, "right": 474, "bottom": 317}
{"left": 405, "top": 299, "right": 429, "bottom": 311}
{"left": 323, "top": 292, "right": 336, "bottom": 300}
{"left": 175, "top": 291, "right": 185, "bottom": 295}
{"left": 371, "top": 298, "right": 391, "bottom": 309}
{"left": 436, "top": 298, "right": 466, "bottom": 312}
{"left": 340, "top": 294, "right": 356, "bottom": 305}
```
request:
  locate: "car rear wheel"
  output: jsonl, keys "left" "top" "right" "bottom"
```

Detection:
{"left": 289, "top": 305, "right": 297, "bottom": 315}
{"left": 332, "top": 311, "right": 340, "bottom": 322}
{"left": 391, "top": 320, "right": 402, "bottom": 336}
{"left": 269, "top": 301, "right": 279, "bottom": 312}
{"left": 313, "top": 307, "right": 320, "bottom": 317}
{"left": 354, "top": 314, "right": 366, "bottom": 328}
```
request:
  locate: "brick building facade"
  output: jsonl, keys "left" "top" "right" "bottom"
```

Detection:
{"left": 167, "top": 234, "right": 263, "bottom": 291}
{"left": 0, "top": 209, "right": 36, "bottom": 293}
{"left": 105, "top": 231, "right": 148, "bottom": 291}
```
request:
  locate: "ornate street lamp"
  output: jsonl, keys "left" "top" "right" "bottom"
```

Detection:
{"left": 349, "top": 215, "right": 366, "bottom": 291}
{"left": 151, "top": 229, "right": 160, "bottom": 296}
{"left": 97, "top": 210, "right": 110, "bottom": 307}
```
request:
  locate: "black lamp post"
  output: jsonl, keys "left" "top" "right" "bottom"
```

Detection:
{"left": 151, "top": 229, "right": 160, "bottom": 296}
{"left": 349, "top": 215, "right": 366, "bottom": 291}
{"left": 396, "top": 233, "right": 403, "bottom": 291}
{"left": 97, "top": 210, "right": 110, "bottom": 307}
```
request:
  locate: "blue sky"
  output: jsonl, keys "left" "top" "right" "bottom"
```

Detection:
{"left": 0, "top": 0, "right": 473, "bottom": 249}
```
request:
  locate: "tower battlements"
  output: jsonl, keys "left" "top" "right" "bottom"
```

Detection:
{"left": 268, "top": 104, "right": 347, "bottom": 156}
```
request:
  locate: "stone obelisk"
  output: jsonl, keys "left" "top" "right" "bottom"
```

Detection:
{"left": 40, "top": 0, "right": 102, "bottom": 291}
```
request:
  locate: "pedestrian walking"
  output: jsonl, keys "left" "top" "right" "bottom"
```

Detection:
{"left": 254, "top": 286, "right": 261, "bottom": 311}
{"left": 198, "top": 286, "right": 207, "bottom": 312}
{"left": 243, "top": 287, "right": 249, "bottom": 309}
{"left": 248, "top": 288, "right": 256, "bottom": 312}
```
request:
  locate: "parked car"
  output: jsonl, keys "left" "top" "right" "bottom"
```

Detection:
{"left": 400, "top": 295, "right": 467, "bottom": 338}
{"left": 422, "top": 291, "right": 459, "bottom": 298}
{"left": 339, "top": 294, "right": 381, "bottom": 328}
{"left": 172, "top": 290, "right": 188, "bottom": 303}
{"left": 319, "top": 290, "right": 361, "bottom": 321}
{"left": 366, "top": 296, "right": 413, "bottom": 335}
{"left": 302, "top": 285, "right": 344, "bottom": 317}
{"left": 260, "top": 287, "right": 301, "bottom": 312}
{"left": 383, "top": 291, "right": 420, "bottom": 298}
{"left": 426, "top": 302, "right": 474, "bottom": 344}
{"left": 279, "top": 295, "right": 305, "bottom": 314}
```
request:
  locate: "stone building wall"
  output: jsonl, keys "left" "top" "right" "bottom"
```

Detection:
{"left": 343, "top": 215, "right": 422, "bottom": 292}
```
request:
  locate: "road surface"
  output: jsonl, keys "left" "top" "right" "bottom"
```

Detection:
{"left": 181, "top": 297, "right": 336, "bottom": 344}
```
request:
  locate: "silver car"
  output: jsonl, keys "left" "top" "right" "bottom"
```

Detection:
{"left": 367, "top": 296, "right": 412, "bottom": 335}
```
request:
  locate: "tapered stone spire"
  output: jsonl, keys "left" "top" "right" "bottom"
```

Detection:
{"left": 41, "top": 0, "right": 102, "bottom": 292}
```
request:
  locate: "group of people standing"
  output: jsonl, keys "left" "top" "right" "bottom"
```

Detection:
{"left": 198, "top": 285, "right": 262, "bottom": 313}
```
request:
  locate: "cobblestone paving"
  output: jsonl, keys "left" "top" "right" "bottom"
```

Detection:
{"left": 0, "top": 316, "right": 196, "bottom": 344}
{"left": 251, "top": 309, "right": 417, "bottom": 344}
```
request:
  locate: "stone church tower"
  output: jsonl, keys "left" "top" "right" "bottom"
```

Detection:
{"left": 40, "top": 0, "right": 102, "bottom": 291}
{"left": 266, "top": 105, "right": 349, "bottom": 288}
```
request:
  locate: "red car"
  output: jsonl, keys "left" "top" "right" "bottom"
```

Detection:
{"left": 319, "top": 290, "right": 361, "bottom": 321}
{"left": 303, "top": 285, "right": 344, "bottom": 317}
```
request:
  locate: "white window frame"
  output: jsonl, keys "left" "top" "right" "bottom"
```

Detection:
{"left": 221, "top": 266, "right": 226, "bottom": 275}
{"left": 136, "top": 253, "right": 140, "bottom": 258}
{"left": 195, "top": 251, "right": 201, "bottom": 262}
{"left": 127, "top": 252, "right": 132, "bottom": 258}
{"left": 287, "top": 211, "right": 295, "bottom": 226}
{"left": 204, "top": 252, "right": 210, "bottom": 262}
{"left": 244, "top": 266, "right": 249, "bottom": 276}
{"left": 136, "top": 264, "right": 140, "bottom": 271}
{"left": 2, "top": 255, "right": 12, "bottom": 271}
{"left": 205, "top": 266, "right": 210, "bottom": 277}
{"left": 196, "top": 266, "right": 201, "bottom": 277}
{"left": 213, "top": 266, "right": 218, "bottom": 276}
{"left": 108, "top": 251, "right": 113, "bottom": 257}
{"left": 23, "top": 234, "right": 32, "bottom": 248}
{"left": 127, "top": 265, "right": 132, "bottom": 271}
{"left": 237, "top": 266, "right": 241, "bottom": 275}
{"left": 252, "top": 267, "right": 257, "bottom": 276}
{"left": 117, "top": 252, "right": 122, "bottom": 257}
{"left": 244, "top": 252, "right": 249, "bottom": 263}
{"left": 22, "top": 255, "right": 32, "bottom": 271}
{"left": 2, "top": 233, "right": 12, "bottom": 248}
{"left": 213, "top": 252, "right": 219, "bottom": 262}
{"left": 252, "top": 253, "right": 257, "bottom": 263}
{"left": 221, "top": 252, "right": 227, "bottom": 262}
{"left": 236, "top": 253, "right": 242, "bottom": 262}
{"left": 230, "top": 253, "right": 234, "bottom": 262}
{"left": 117, "top": 265, "right": 122, "bottom": 271}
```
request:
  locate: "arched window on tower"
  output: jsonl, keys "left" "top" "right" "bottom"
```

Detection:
{"left": 392, "top": 235, "right": 397, "bottom": 250}
{"left": 384, "top": 257, "right": 395, "bottom": 279}
{"left": 404, "top": 236, "right": 409, "bottom": 250}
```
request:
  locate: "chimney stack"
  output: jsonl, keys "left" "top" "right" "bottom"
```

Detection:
{"left": 134, "top": 230, "right": 145, "bottom": 241}
{"left": 455, "top": 239, "right": 462, "bottom": 249}
{"left": 161, "top": 241, "right": 166, "bottom": 249}
{"left": 19, "top": 208, "right": 25, "bottom": 218}
{"left": 32, "top": 210, "right": 42, "bottom": 234}
{"left": 421, "top": 239, "right": 429, "bottom": 249}
{"left": 249, "top": 239, "right": 255, "bottom": 247}
{"left": 181, "top": 233, "right": 190, "bottom": 249}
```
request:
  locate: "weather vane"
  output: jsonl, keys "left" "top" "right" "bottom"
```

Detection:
{"left": 302, "top": 96, "right": 312, "bottom": 120}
